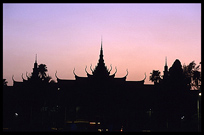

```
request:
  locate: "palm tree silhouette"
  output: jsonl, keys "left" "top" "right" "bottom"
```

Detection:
{"left": 149, "top": 70, "right": 161, "bottom": 84}
{"left": 38, "top": 64, "right": 48, "bottom": 80}
{"left": 183, "top": 61, "right": 201, "bottom": 90}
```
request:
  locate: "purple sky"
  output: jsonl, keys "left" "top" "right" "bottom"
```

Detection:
{"left": 3, "top": 3, "right": 201, "bottom": 86}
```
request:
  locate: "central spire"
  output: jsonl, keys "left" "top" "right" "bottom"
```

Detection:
{"left": 32, "top": 54, "right": 39, "bottom": 79}
{"left": 163, "top": 56, "right": 168, "bottom": 80}
{"left": 99, "top": 38, "right": 103, "bottom": 61}
{"left": 34, "top": 54, "right": 38, "bottom": 69}
{"left": 164, "top": 56, "right": 168, "bottom": 71}
{"left": 98, "top": 37, "right": 105, "bottom": 66}
{"left": 91, "top": 39, "right": 110, "bottom": 78}
{"left": 165, "top": 56, "right": 167, "bottom": 66}
{"left": 35, "top": 54, "right": 37, "bottom": 63}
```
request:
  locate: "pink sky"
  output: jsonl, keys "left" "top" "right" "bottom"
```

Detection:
{"left": 3, "top": 3, "right": 201, "bottom": 86}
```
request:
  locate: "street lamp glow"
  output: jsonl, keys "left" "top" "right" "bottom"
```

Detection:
{"left": 15, "top": 113, "right": 18, "bottom": 117}
{"left": 199, "top": 92, "right": 201, "bottom": 96}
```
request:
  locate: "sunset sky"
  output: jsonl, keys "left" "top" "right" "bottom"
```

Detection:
{"left": 3, "top": 3, "right": 201, "bottom": 86}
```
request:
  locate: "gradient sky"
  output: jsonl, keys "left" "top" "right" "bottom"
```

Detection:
{"left": 3, "top": 3, "right": 201, "bottom": 86}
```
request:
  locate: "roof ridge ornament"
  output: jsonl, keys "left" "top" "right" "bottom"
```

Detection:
{"left": 108, "top": 64, "right": 112, "bottom": 73}
{"left": 55, "top": 71, "right": 59, "bottom": 80}
{"left": 12, "top": 75, "right": 15, "bottom": 82}
{"left": 85, "top": 66, "right": 88, "bottom": 73}
{"left": 143, "top": 72, "right": 146, "bottom": 81}
{"left": 73, "top": 68, "right": 80, "bottom": 78}
{"left": 22, "top": 73, "right": 26, "bottom": 81}
{"left": 26, "top": 72, "right": 30, "bottom": 79}
{"left": 115, "top": 67, "right": 117, "bottom": 74}
{"left": 125, "top": 69, "right": 128, "bottom": 77}
{"left": 85, "top": 66, "right": 92, "bottom": 76}
{"left": 90, "top": 64, "right": 94, "bottom": 73}
{"left": 73, "top": 68, "right": 76, "bottom": 76}
{"left": 110, "top": 67, "right": 117, "bottom": 77}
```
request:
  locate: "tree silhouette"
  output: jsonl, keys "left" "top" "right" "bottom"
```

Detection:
{"left": 183, "top": 61, "right": 201, "bottom": 90}
{"left": 149, "top": 70, "right": 161, "bottom": 84}
{"left": 38, "top": 64, "right": 48, "bottom": 81}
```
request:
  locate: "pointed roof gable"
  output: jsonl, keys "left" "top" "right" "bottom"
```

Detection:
{"left": 72, "top": 40, "right": 129, "bottom": 81}
{"left": 92, "top": 41, "right": 110, "bottom": 78}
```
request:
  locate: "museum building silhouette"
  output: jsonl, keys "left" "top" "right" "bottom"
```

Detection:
{"left": 3, "top": 41, "right": 200, "bottom": 132}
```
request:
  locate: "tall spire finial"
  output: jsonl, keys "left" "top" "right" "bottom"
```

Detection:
{"left": 164, "top": 56, "right": 168, "bottom": 79}
{"left": 101, "top": 35, "right": 103, "bottom": 50}
{"left": 100, "top": 37, "right": 103, "bottom": 57}
{"left": 35, "top": 54, "right": 37, "bottom": 63}
{"left": 165, "top": 56, "right": 167, "bottom": 66}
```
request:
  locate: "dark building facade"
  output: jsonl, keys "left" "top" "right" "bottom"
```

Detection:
{"left": 3, "top": 42, "right": 200, "bottom": 132}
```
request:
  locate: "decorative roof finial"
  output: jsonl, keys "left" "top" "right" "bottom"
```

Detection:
{"left": 100, "top": 36, "right": 103, "bottom": 56}
{"left": 101, "top": 35, "right": 103, "bottom": 46}
{"left": 165, "top": 56, "right": 167, "bottom": 66}
{"left": 90, "top": 64, "right": 94, "bottom": 73}
{"left": 55, "top": 71, "right": 59, "bottom": 80}
{"left": 22, "top": 73, "right": 26, "bottom": 81}
{"left": 143, "top": 72, "right": 146, "bottom": 81}
{"left": 125, "top": 69, "right": 129, "bottom": 77}
{"left": 35, "top": 54, "right": 37, "bottom": 63}
{"left": 12, "top": 75, "right": 15, "bottom": 82}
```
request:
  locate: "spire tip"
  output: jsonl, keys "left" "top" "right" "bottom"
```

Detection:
{"left": 35, "top": 54, "right": 37, "bottom": 63}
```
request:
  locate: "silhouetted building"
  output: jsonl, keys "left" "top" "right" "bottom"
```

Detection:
{"left": 3, "top": 41, "right": 200, "bottom": 132}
